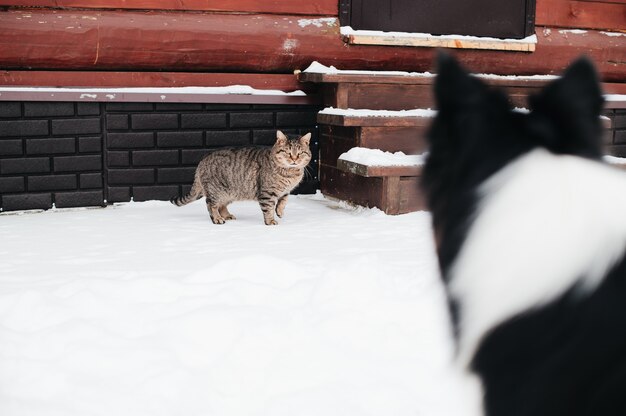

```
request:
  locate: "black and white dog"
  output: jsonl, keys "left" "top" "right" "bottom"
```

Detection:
{"left": 422, "top": 54, "right": 626, "bottom": 416}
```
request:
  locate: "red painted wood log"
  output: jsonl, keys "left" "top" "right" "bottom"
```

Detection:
{"left": 0, "top": 9, "right": 624, "bottom": 81}
{"left": 536, "top": 0, "right": 626, "bottom": 31}
{"left": 0, "top": 71, "right": 314, "bottom": 92}
{"left": 0, "top": 0, "right": 338, "bottom": 15}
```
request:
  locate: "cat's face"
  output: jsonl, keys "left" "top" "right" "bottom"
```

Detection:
{"left": 272, "top": 131, "right": 312, "bottom": 169}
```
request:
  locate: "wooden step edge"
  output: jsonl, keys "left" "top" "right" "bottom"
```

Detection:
{"left": 299, "top": 71, "right": 626, "bottom": 95}
{"left": 317, "top": 110, "right": 435, "bottom": 127}
{"left": 342, "top": 32, "right": 536, "bottom": 52}
{"left": 337, "top": 159, "right": 423, "bottom": 177}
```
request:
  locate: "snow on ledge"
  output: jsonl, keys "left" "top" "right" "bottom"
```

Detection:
{"left": 0, "top": 85, "right": 307, "bottom": 97}
{"left": 303, "top": 61, "right": 558, "bottom": 81}
{"left": 605, "top": 155, "right": 626, "bottom": 165}
{"left": 600, "top": 31, "right": 626, "bottom": 37}
{"left": 605, "top": 94, "right": 626, "bottom": 102}
{"left": 320, "top": 107, "right": 436, "bottom": 118}
{"left": 303, "top": 61, "right": 436, "bottom": 78}
{"left": 340, "top": 26, "right": 538, "bottom": 44}
{"left": 339, "top": 147, "right": 427, "bottom": 167}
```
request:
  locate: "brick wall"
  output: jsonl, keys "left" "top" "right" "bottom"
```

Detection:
{"left": 605, "top": 109, "right": 626, "bottom": 157}
{"left": 0, "top": 102, "right": 320, "bottom": 212}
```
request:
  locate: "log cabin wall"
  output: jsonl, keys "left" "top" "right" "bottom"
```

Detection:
{"left": 0, "top": 0, "right": 624, "bottom": 79}
{"left": 0, "top": 0, "right": 624, "bottom": 212}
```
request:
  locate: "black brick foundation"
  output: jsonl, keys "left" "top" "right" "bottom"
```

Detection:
{"left": 0, "top": 101, "right": 320, "bottom": 211}
{"left": 605, "top": 109, "right": 626, "bottom": 157}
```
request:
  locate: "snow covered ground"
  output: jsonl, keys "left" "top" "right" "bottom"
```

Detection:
{"left": 0, "top": 194, "right": 480, "bottom": 416}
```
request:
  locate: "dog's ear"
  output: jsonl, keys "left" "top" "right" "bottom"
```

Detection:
{"left": 528, "top": 57, "right": 604, "bottom": 158}
{"left": 434, "top": 52, "right": 487, "bottom": 111}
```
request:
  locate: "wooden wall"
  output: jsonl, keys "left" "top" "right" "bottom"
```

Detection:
{"left": 536, "top": 0, "right": 626, "bottom": 31}
{"left": 0, "top": 0, "right": 624, "bottom": 83}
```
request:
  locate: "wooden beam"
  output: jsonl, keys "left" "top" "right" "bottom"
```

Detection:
{"left": 0, "top": 71, "right": 315, "bottom": 92}
{"left": 0, "top": 0, "right": 338, "bottom": 15}
{"left": 317, "top": 113, "right": 433, "bottom": 127}
{"left": 0, "top": 9, "right": 624, "bottom": 81}
{"left": 536, "top": 0, "right": 626, "bottom": 31}
{"left": 343, "top": 34, "right": 536, "bottom": 52}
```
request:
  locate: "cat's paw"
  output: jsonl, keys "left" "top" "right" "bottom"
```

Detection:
{"left": 265, "top": 219, "right": 278, "bottom": 226}
{"left": 211, "top": 217, "right": 226, "bottom": 225}
{"left": 224, "top": 214, "right": 236, "bottom": 221}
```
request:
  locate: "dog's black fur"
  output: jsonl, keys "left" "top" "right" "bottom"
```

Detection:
{"left": 422, "top": 53, "right": 626, "bottom": 416}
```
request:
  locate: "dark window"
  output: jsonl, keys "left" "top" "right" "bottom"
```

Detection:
{"left": 341, "top": 0, "right": 536, "bottom": 39}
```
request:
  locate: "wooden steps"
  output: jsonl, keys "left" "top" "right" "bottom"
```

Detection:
{"left": 301, "top": 67, "right": 626, "bottom": 214}
{"left": 324, "top": 159, "right": 426, "bottom": 215}
{"left": 316, "top": 109, "right": 430, "bottom": 214}
{"left": 300, "top": 70, "right": 626, "bottom": 110}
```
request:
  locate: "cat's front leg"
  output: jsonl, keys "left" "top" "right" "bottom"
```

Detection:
{"left": 276, "top": 195, "right": 288, "bottom": 218}
{"left": 259, "top": 197, "right": 278, "bottom": 225}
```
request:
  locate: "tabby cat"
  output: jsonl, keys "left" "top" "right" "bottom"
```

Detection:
{"left": 171, "top": 130, "right": 312, "bottom": 225}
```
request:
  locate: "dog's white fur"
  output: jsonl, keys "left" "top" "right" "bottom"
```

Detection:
{"left": 450, "top": 148, "right": 626, "bottom": 365}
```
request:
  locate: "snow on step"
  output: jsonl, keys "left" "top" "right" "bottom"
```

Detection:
{"left": 319, "top": 107, "right": 436, "bottom": 118}
{"left": 339, "top": 147, "right": 426, "bottom": 167}
{"left": 303, "top": 61, "right": 558, "bottom": 82}
{"left": 605, "top": 155, "right": 626, "bottom": 165}
{"left": 336, "top": 148, "right": 425, "bottom": 178}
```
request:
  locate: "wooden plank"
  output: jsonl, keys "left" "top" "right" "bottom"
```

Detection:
{"left": 0, "top": 71, "right": 315, "bottom": 92}
{"left": 578, "top": 0, "right": 626, "bottom": 4}
{"left": 0, "top": 0, "right": 338, "bottom": 15}
{"left": 398, "top": 177, "right": 426, "bottom": 214}
{"left": 321, "top": 164, "right": 424, "bottom": 215}
{"left": 337, "top": 159, "right": 423, "bottom": 177}
{"left": 382, "top": 176, "right": 401, "bottom": 215}
{"left": 0, "top": 10, "right": 625, "bottom": 82}
{"left": 344, "top": 34, "right": 536, "bottom": 52}
{"left": 346, "top": 84, "right": 434, "bottom": 110}
{"left": 536, "top": 0, "right": 626, "bottom": 30}
{"left": 320, "top": 164, "right": 384, "bottom": 210}
{"left": 359, "top": 126, "right": 428, "bottom": 154}
{"left": 604, "top": 83, "right": 626, "bottom": 95}
{"left": 317, "top": 113, "right": 433, "bottom": 127}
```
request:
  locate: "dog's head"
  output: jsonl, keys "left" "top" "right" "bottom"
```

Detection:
{"left": 422, "top": 53, "right": 604, "bottom": 272}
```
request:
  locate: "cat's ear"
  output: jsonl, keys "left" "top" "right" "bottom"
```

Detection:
{"left": 276, "top": 130, "right": 288, "bottom": 145}
{"left": 299, "top": 132, "right": 311, "bottom": 147}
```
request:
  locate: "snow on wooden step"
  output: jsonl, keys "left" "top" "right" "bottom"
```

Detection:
{"left": 318, "top": 107, "right": 436, "bottom": 126}
{"left": 337, "top": 147, "right": 426, "bottom": 177}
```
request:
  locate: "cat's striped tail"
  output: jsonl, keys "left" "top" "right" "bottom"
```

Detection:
{"left": 170, "top": 180, "right": 202, "bottom": 207}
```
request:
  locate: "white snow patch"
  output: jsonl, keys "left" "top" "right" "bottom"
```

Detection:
{"left": 297, "top": 17, "right": 337, "bottom": 28}
{"left": 605, "top": 155, "right": 626, "bottom": 165}
{"left": 319, "top": 107, "right": 436, "bottom": 118}
{"left": 0, "top": 195, "right": 481, "bottom": 416}
{"left": 600, "top": 31, "right": 626, "bottom": 37}
{"left": 303, "top": 61, "right": 435, "bottom": 78}
{"left": 303, "top": 61, "right": 557, "bottom": 81}
{"left": 339, "top": 147, "right": 426, "bottom": 167}
{"left": 341, "top": 25, "right": 538, "bottom": 44}
{"left": 558, "top": 29, "right": 588, "bottom": 35}
{"left": 282, "top": 38, "right": 299, "bottom": 53}
{"left": 605, "top": 94, "right": 626, "bottom": 102}
{"left": 0, "top": 85, "right": 307, "bottom": 96}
